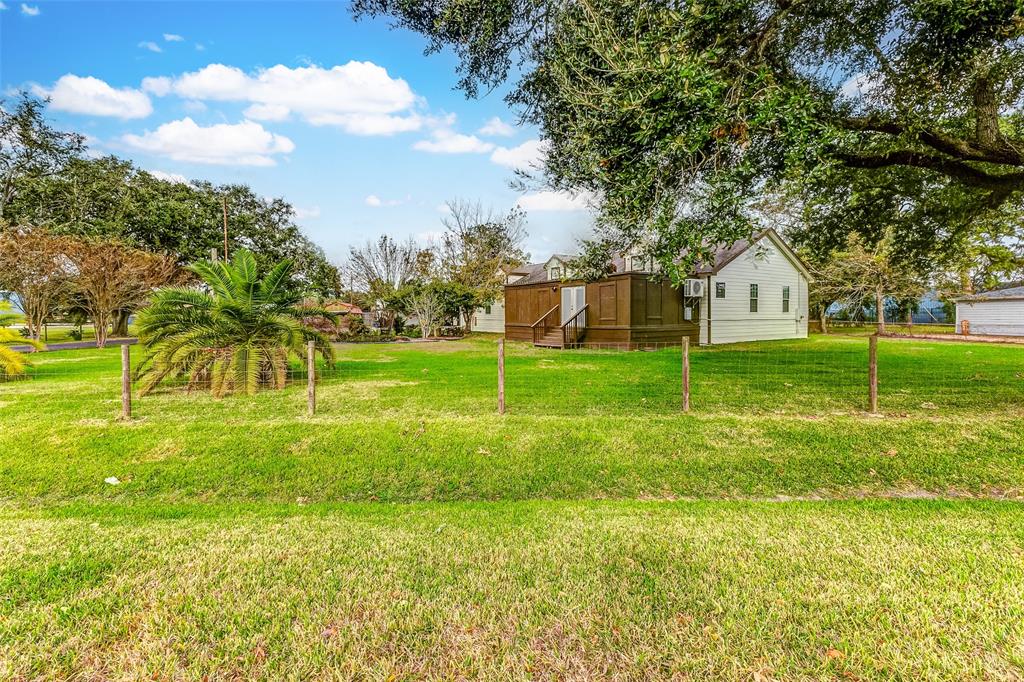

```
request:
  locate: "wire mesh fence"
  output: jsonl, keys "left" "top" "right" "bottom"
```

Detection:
{"left": 2, "top": 335, "right": 1022, "bottom": 421}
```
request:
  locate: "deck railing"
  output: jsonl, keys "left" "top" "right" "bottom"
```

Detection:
{"left": 531, "top": 305, "right": 560, "bottom": 345}
{"left": 561, "top": 304, "right": 589, "bottom": 348}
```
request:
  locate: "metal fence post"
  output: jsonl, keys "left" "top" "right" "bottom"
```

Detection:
{"left": 682, "top": 336, "right": 690, "bottom": 413}
{"left": 120, "top": 343, "right": 132, "bottom": 419}
{"left": 307, "top": 339, "right": 316, "bottom": 416}
{"left": 868, "top": 334, "right": 878, "bottom": 413}
{"left": 498, "top": 338, "right": 506, "bottom": 415}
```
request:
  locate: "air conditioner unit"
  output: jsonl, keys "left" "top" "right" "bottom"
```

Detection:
{"left": 683, "top": 279, "right": 705, "bottom": 298}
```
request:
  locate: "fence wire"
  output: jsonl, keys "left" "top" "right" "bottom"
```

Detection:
{"left": 1, "top": 336, "right": 1021, "bottom": 420}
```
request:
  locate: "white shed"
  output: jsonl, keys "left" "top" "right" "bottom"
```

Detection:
{"left": 955, "top": 286, "right": 1024, "bottom": 336}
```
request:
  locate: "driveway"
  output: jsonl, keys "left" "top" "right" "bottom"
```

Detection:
{"left": 9, "top": 338, "right": 138, "bottom": 352}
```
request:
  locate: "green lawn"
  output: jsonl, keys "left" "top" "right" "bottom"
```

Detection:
{"left": 1, "top": 334, "right": 1023, "bottom": 679}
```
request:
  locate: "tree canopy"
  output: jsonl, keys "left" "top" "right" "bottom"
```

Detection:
{"left": 356, "top": 0, "right": 1024, "bottom": 284}
{"left": 2, "top": 93, "right": 339, "bottom": 296}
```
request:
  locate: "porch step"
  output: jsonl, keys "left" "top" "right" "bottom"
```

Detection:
{"left": 534, "top": 330, "right": 564, "bottom": 348}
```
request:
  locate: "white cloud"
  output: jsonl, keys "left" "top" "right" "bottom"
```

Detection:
{"left": 33, "top": 75, "right": 152, "bottom": 119}
{"left": 195, "top": 43, "right": 206, "bottom": 51}
{"left": 516, "top": 190, "right": 595, "bottom": 212}
{"left": 364, "top": 194, "right": 408, "bottom": 207}
{"left": 150, "top": 62, "right": 422, "bottom": 135}
{"left": 0, "top": 3, "right": 9, "bottom": 11}
{"left": 139, "top": 41, "right": 163, "bottom": 53}
{"left": 243, "top": 103, "right": 291, "bottom": 122}
{"left": 20, "top": 3, "right": 38, "bottom": 16}
{"left": 121, "top": 117, "right": 294, "bottom": 166}
{"left": 148, "top": 170, "right": 188, "bottom": 184}
{"left": 294, "top": 206, "right": 321, "bottom": 220}
{"left": 491, "top": 139, "right": 546, "bottom": 170}
{"left": 163, "top": 33, "right": 184, "bottom": 42}
{"left": 364, "top": 194, "right": 407, "bottom": 208}
{"left": 478, "top": 116, "right": 516, "bottom": 137}
{"left": 412, "top": 128, "right": 494, "bottom": 154}
{"left": 841, "top": 72, "right": 880, "bottom": 99}
{"left": 141, "top": 76, "right": 171, "bottom": 96}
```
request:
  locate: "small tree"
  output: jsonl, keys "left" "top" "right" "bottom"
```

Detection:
{"left": 440, "top": 199, "right": 527, "bottom": 331}
{"left": 814, "top": 235, "right": 926, "bottom": 333}
{"left": 0, "top": 226, "right": 75, "bottom": 340}
{"left": 347, "top": 235, "right": 426, "bottom": 332}
{"left": 61, "top": 237, "right": 179, "bottom": 348}
{"left": 135, "top": 250, "right": 335, "bottom": 397}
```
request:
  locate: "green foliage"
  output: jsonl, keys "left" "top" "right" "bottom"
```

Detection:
{"left": 439, "top": 199, "right": 528, "bottom": 327}
{"left": 0, "top": 301, "right": 42, "bottom": 377}
{"left": 0, "top": 92, "right": 85, "bottom": 219}
{"left": 135, "top": 250, "right": 336, "bottom": 397}
{"left": 2, "top": 95, "right": 339, "bottom": 296}
{"left": 357, "top": 0, "right": 1024, "bottom": 275}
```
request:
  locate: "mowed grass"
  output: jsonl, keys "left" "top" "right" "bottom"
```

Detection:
{"left": 1, "top": 335, "right": 1022, "bottom": 503}
{"left": 2, "top": 335, "right": 1023, "bottom": 679}
{"left": 2, "top": 500, "right": 1023, "bottom": 681}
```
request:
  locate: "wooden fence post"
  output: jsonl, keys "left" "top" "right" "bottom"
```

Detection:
{"left": 498, "top": 338, "right": 506, "bottom": 415}
{"left": 682, "top": 336, "right": 691, "bottom": 413}
{"left": 120, "top": 343, "right": 132, "bottom": 419}
{"left": 307, "top": 340, "right": 316, "bottom": 416}
{"left": 868, "top": 334, "right": 878, "bottom": 413}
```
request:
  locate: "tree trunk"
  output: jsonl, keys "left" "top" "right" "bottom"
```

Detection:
{"left": 875, "top": 288, "right": 886, "bottom": 334}
{"left": 973, "top": 68, "right": 1001, "bottom": 149}
{"left": 111, "top": 309, "right": 130, "bottom": 337}
{"left": 819, "top": 307, "right": 828, "bottom": 335}
{"left": 94, "top": 313, "right": 108, "bottom": 348}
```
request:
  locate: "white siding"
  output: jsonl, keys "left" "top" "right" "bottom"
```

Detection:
{"left": 707, "top": 234, "right": 809, "bottom": 344}
{"left": 471, "top": 301, "right": 506, "bottom": 333}
{"left": 955, "top": 300, "right": 1024, "bottom": 336}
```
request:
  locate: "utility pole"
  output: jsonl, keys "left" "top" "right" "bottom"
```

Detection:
{"left": 222, "top": 196, "right": 229, "bottom": 261}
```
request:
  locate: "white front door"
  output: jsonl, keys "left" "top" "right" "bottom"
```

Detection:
{"left": 560, "top": 286, "right": 586, "bottom": 325}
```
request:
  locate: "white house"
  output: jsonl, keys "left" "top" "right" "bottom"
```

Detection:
{"left": 473, "top": 229, "right": 812, "bottom": 344}
{"left": 955, "top": 285, "right": 1024, "bottom": 336}
{"left": 695, "top": 229, "right": 812, "bottom": 345}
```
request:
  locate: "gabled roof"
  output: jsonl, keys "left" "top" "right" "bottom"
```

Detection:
{"left": 506, "top": 263, "right": 549, "bottom": 286}
{"left": 692, "top": 229, "right": 813, "bottom": 281}
{"left": 505, "top": 229, "right": 811, "bottom": 288}
{"left": 956, "top": 284, "right": 1024, "bottom": 302}
{"left": 323, "top": 301, "right": 364, "bottom": 315}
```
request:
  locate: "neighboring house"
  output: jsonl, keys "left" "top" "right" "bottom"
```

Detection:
{"left": 502, "top": 229, "right": 811, "bottom": 347}
{"left": 955, "top": 285, "right": 1024, "bottom": 336}
{"left": 470, "top": 264, "right": 545, "bottom": 334}
{"left": 695, "top": 230, "right": 812, "bottom": 345}
{"left": 323, "top": 301, "right": 365, "bottom": 334}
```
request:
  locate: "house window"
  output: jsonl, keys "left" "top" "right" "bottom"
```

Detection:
{"left": 782, "top": 286, "right": 790, "bottom": 313}
{"left": 484, "top": 305, "right": 492, "bottom": 315}
{"left": 630, "top": 256, "right": 646, "bottom": 271}
{"left": 716, "top": 282, "right": 726, "bottom": 299}
{"left": 749, "top": 284, "right": 759, "bottom": 313}
{"left": 550, "top": 267, "right": 561, "bottom": 279}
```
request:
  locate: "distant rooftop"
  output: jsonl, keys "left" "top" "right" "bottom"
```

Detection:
{"left": 958, "top": 284, "right": 1024, "bottom": 302}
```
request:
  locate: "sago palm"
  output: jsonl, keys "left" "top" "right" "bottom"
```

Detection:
{"left": 135, "top": 250, "right": 335, "bottom": 397}
{"left": 0, "top": 302, "right": 43, "bottom": 378}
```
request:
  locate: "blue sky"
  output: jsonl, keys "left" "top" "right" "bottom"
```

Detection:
{"left": 0, "top": 0, "right": 596, "bottom": 262}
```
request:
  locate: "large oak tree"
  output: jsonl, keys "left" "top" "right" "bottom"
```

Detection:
{"left": 357, "top": 0, "right": 1024, "bottom": 279}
